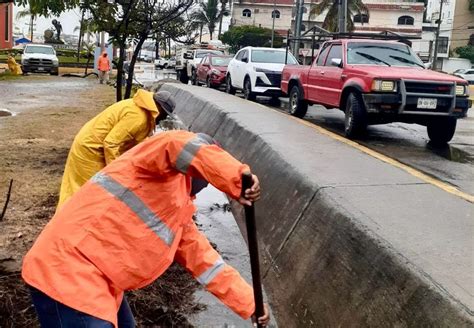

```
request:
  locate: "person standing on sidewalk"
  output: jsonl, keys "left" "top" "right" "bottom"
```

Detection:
{"left": 23, "top": 130, "right": 270, "bottom": 328}
{"left": 57, "top": 90, "right": 176, "bottom": 208}
{"left": 97, "top": 51, "right": 111, "bottom": 84}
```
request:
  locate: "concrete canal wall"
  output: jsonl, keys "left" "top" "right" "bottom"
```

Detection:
{"left": 160, "top": 83, "right": 473, "bottom": 327}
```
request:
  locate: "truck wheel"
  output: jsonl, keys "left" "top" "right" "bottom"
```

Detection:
{"left": 427, "top": 117, "right": 456, "bottom": 145}
{"left": 344, "top": 92, "right": 368, "bottom": 138}
{"left": 177, "top": 70, "right": 189, "bottom": 84}
{"left": 243, "top": 77, "right": 256, "bottom": 101}
{"left": 289, "top": 85, "right": 308, "bottom": 118}
{"left": 226, "top": 75, "right": 236, "bottom": 95}
{"left": 191, "top": 70, "right": 197, "bottom": 85}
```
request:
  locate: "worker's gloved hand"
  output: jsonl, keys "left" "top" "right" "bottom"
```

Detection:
{"left": 239, "top": 174, "right": 260, "bottom": 206}
{"left": 251, "top": 303, "right": 270, "bottom": 327}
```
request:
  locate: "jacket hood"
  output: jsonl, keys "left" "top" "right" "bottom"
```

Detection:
{"left": 133, "top": 89, "right": 159, "bottom": 119}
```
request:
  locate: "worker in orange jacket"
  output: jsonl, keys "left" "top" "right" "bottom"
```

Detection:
{"left": 97, "top": 51, "right": 111, "bottom": 84}
{"left": 22, "top": 130, "right": 270, "bottom": 328}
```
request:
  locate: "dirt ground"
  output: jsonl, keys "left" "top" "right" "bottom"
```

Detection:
{"left": 0, "top": 76, "right": 203, "bottom": 327}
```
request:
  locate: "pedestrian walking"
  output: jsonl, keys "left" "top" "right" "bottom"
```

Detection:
{"left": 57, "top": 90, "right": 175, "bottom": 208}
{"left": 23, "top": 130, "right": 270, "bottom": 328}
{"left": 97, "top": 51, "right": 111, "bottom": 84}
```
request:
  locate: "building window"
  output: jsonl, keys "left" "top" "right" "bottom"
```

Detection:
{"left": 398, "top": 15, "right": 414, "bottom": 25}
{"left": 437, "top": 37, "right": 448, "bottom": 54}
{"left": 353, "top": 14, "right": 369, "bottom": 23}
{"left": 272, "top": 10, "right": 280, "bottom": 18}
{"left": 242, "top": 9, "right": 251, "bottom": 18}
{"left": 5, "top": 5, "right": 10, "bottom": 42}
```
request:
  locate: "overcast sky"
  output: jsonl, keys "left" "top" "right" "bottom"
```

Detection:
{"left": 13, "top": 6, "right": 81, "bottom": 37}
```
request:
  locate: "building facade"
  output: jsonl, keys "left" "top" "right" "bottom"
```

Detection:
{"left": 450, "top": 0, "right": 474, "bottom": 51}
{"left": 0, "top": 2, "right": 13, "bottom": 49}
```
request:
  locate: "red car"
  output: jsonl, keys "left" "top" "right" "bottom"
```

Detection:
{"left": 195, "top": 54, "right": 233, "bottom": 88}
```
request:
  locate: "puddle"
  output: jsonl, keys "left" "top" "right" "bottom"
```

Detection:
{"left": 427, "top": 143, "right": 473, "bottom": 164}
{"left": 192, "top": 185, "right": 277, "bottom": 327}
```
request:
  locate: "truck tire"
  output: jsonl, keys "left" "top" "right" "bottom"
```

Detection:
{"left": 344, "top": 92, "right": 367, "bottom": 138}
{"left": 289, "top": 85, "right": 308, "bottom": 118}
{"left": 427, "top": 117, "right": 456, "bottom": 145}
{"left": 191, "top": 70, "right": 197, "bottom": 85}
{"left": 177, "top": 69, "right": 189, "bottom": 84}
{"left": 243, "top": 77, "right": 256, "bottom": 101}
{"left": 226, "top": 75, "right": 236, "bottom": 95}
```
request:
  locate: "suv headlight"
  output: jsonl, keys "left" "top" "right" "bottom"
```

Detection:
{"left": 455, "top": 85, "right": 468, "bottom": 96}
{"left": 254, "top": 67, "right": 272, "bottom": 73}
{"left": 372, "top": 79, "right": 397, "bottom": 92}
{"left": 211, "top": 68, "right": 221, "bottom": 75}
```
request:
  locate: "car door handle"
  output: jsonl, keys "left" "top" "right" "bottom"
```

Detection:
{"left": 341, "top": 74, "right": 347, "bottom": 79}
{"left": 320, "top": 71, "right": 325, "bottom": 75}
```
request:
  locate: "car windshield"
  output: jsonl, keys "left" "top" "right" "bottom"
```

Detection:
{"left": 347, "top": 42, "right": 424, "bottom": 68}
{"left": 251, "top": 49, "right": 298, "bottom": 64}
{"left": 195, "top": 50, "right": 223, "bottom": 58}
{"left": 211, "top": 57, "right": 232, "bottom": 66}
{"left": 25, "top": 46, "right": 55, "bottom": 55}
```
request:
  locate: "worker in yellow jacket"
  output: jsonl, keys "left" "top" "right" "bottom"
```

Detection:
{"left": 7, "top": 54, "right": 22, "bottom": 75}
{"left": 58, "top": 89, "right": 175, "bottom": 208}
{"left": 23, "top": 130, "right": 270, "bottom": 327}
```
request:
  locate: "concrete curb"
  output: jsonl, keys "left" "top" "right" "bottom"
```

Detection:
{"left": 161, "top": 83, "right": 473, "bottom": 327}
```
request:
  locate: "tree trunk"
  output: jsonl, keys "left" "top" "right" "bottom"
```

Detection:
{"left": 125, "top": 34, "right": 147, "bottom": 99}
{"left": 76, "top": 10, "right": 85, "bottom": 63}
{"left": 155, "top": 34, "right": 160, "bottom": 59}
{"left": 199, "top": 25, "right": 203, "bottom": 43}
{"left": 116, "top": 42, "right": 126, "bottom": 101}
{"left": 218, "top": 16, "right": 223, "bottom": 39}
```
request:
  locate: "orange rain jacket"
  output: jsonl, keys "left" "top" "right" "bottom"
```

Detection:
{"left": 58, "top": 89, "right": 160, "bottom": 208}
{"left": 22, "top": 130, "right": 255, "bottom": 327}
{"left": 97, "top": 52, "right": 111, "bottom": 72}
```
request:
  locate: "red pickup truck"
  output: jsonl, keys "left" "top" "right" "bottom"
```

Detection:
{"left": 281, "top": 39, "right": 471, "bottom": 145}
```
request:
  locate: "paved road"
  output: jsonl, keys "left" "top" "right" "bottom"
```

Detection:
{"left": 136, "top": 63, "right": 474, "bottom": 197}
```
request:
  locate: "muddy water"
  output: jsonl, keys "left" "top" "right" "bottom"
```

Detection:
{"left": 191, "top": 185, "right": 277, "bottom": 327}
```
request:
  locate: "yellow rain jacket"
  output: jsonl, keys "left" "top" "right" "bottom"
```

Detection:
{"left": 7, "top": 56, "right": 22, "bottom": 75}
{"left": 58, "top": 89, "right": 160, "bottom": 208}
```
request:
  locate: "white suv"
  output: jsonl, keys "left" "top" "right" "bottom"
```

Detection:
{"left": 225, "top": 47, "right": 298, "bottom": 100}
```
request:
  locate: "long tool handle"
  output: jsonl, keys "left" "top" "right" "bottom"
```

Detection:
{"left": 241, "top": 173, "right": 264, "bottom": 327}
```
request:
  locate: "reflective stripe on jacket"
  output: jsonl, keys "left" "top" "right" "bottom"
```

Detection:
{"left": 23, "top": 130, "right": 254, "bottom": 327}
{"left": 58, "top": 89, "right": 160, "bottom": 208}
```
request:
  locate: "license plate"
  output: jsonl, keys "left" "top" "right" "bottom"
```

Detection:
{"left": 37, "top": 67, "right": 44, "bottom": 71}
{"left": 417, "top": 98, "right": 437, "bottom": 109}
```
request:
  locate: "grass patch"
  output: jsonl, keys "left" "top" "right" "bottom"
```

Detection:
{"left": 0, "top": 71, "right": 21, "bottom": 81}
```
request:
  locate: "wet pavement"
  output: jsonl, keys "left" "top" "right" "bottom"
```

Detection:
{"left": 0, "top": 76, "right": 101, "bottom": 115}
{"left": 137, "top": 64, "right": 473, "bottom": 196}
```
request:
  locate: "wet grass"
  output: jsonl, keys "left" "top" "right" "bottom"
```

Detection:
{"left": 0, "top": 72, "right": 21, "bottom": 81}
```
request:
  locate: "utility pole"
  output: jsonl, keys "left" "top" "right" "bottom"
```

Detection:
{"left": 294, "top": 0, "right": 304, "bottom": 58}
{"left": 432, "top": 0, "right": 444, "bottom": 71}
{"left": 338, "top": 0, "right": 347, "bottom": 33}
{"left": 271, "top": 0, "right": 276, "bottom": 47}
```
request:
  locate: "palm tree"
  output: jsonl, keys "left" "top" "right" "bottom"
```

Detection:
{"left": 310, "top": 0, "right": 369, "bottom": 32}
{"left": 217, "top": 0, "right": 231, "bottom": 39}
{"left": 16, "top": 7, "right": 39, "bottom": 42}
{"left": 190, "top": 0, "right": 228, "bottom": 40}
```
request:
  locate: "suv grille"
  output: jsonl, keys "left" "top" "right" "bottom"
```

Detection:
{"left": 28, "top": 58, "right": 53, "bottom": 66}
{"left": 256, "top": 72, "right": 282, "bottom": 87}
{"left": 405, "top": 81, "right": 453, "bottom": 95}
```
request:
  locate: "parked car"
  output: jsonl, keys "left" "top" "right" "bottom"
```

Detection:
{"left": 194, "top": 54, "right": 233, "bottom": 88}
{"left": 453, "top": 68, "right": 474, "bottom": 81}
{"left": 21, "top": 44, "right": 59, "bottom": 75}
{"left": 225, "top": 47, "right": 299, "bottom": 101}
{"left": 281, "top": 39, "right": 471, "bottom": 145}
{"left": 155, "top": 57, "right": 169, "bottom": 69}
{"left": 175, "top": 46, "right": 224, "bottom": 84}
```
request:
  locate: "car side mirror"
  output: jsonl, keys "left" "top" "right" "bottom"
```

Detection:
{"left": 424, "top": 62, "right": 431, "bottom": 69}
{"left": 331, "top": 58, "right": 342, "bottom": 67}
{"left": 242, "top": 57, "right": 248, "bottom": 63}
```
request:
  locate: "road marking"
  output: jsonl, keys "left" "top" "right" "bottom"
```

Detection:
{"left": 283, "top": 113, "right": 474, "bottom": 203}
